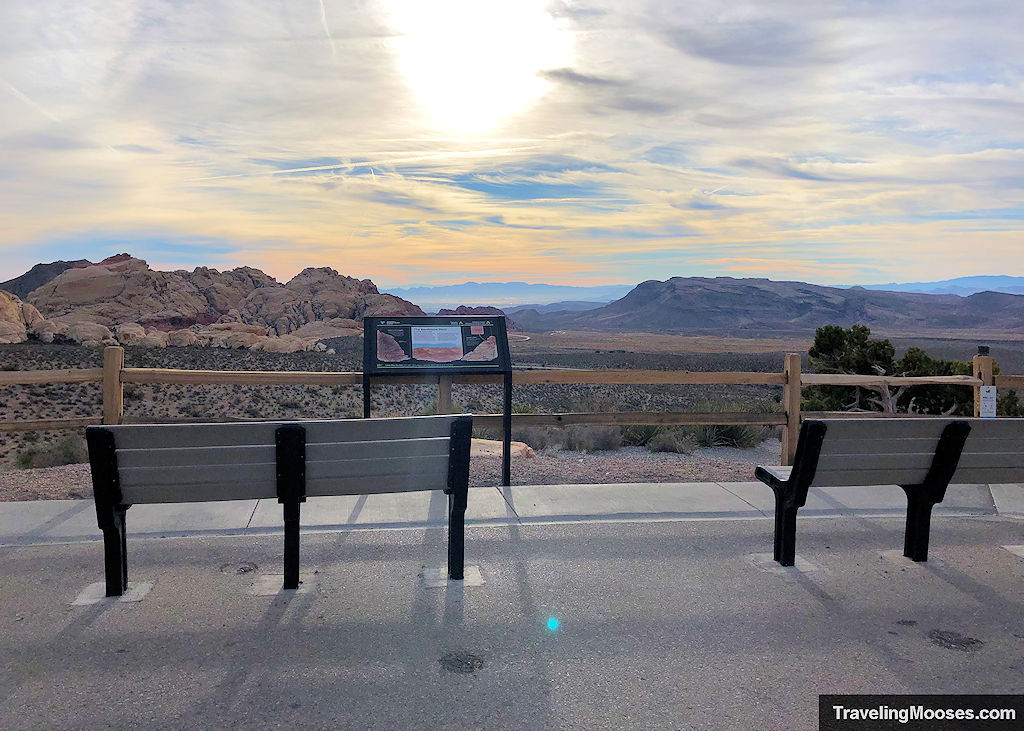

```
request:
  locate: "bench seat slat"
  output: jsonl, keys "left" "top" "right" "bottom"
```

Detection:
{"left": 823, "top": 438, "right": 940, "bottom": 456}
{"left": 120, "top": 482, "right": 277, "bottom": 503}
{"left": 119, "top": 455, "right": 450, "bottom": 491}
{"left": 813, "top": 451, "right": 1024, "bottom": 472}
{"left": 120, "top": 463, "right": 275, "bottom": 489}
{"left": 816, "top": 453, "right": 936, "bottom": 472}
{"left": 961, "top": 437, "right": 1024, "bottom": 455}
{"left": 112, "top": 416, "right": 459, "bottom": 450}
{"left": 306, "top": 455, "right": 449, "bottom": 481}
{"left": 115, "top": 438, "right": 450, "bottom": 469}
{"left": 809, "top": 468, "right": 930, "bottom": 487}
{"left": 819, "top": 419, "right": 953, "bottom": 440}
{"left": 120, "top": 471, "right": 450, "bottom": 503}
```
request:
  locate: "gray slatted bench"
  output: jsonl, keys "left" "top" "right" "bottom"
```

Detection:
{"left": 85, "top": 414, "right": 472, "bottom": 597}
{"left": 756, "top": 417, "right": 1024, "bottom": 566}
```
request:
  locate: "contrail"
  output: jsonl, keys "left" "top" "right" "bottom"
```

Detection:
{"left": 189, "top": 145, "right": 544, "bottom": 182}
{"left": 1, "top": 78, "right": 60, "bottom": 122}
{"left": 1, "top": 77, "right": 121, "bottom": 155}
{"left": 317, "top": 0, "right": 337, "bottom": 59}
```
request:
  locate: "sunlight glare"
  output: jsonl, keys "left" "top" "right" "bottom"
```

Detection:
{"left": 387, "top": 0, "right": 573, "bottom": 135}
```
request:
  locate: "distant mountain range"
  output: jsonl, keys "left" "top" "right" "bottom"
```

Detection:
{"left": 851, "top": 275, "right": 1024, "bottom": 296}
{"left": 385, "top": 281, "right": 634, "bottom": 310}
{"left": 4, "top": 259, "right": 1024, "bottom": 341}
{"left": 512, "top": 277, "right": 1024, "bottom": 335}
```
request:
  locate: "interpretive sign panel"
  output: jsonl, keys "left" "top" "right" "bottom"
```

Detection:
{"left": 363, "top": 316, "right": 511, "bottom": 375}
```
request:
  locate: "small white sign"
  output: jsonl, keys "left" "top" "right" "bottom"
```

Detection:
{"left": 980, "top": 386, "right": 997, "bottom": 418}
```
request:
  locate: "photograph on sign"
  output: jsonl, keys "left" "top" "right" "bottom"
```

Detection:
{"left": 365, "top": 317, "right": 510, "bottom": 375}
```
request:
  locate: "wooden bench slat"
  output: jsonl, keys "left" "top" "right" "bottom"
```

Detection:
{"left": 111, "top": 416, "right": 460, "bottom": 450}
{"left": 808, "top": 468, "right": 931, "bottom": 487}
{"left": 306, "top": 455, "right": 449, "bottom": 481}
{"left": 115, "top": 438, "right": 451, "bottom": 469}
{"left": 815, "top": 452, "right": 1024, "bottom": 477}
{"left": 957, "top": 452, "right": 1024, "bottom": 470}
{"left": 960, "top": 418, "right": 1024, "bottom": 438}
{"left": 818, "top": 419, "right": 951, "bottom": 440}
{"left": 120, "top": 463, "right": 275, "bottom": 490}
{"left": 305, "top": 473, "right": 448, "bottom": 496}
{"left": 119, "top": 455, "right": 450, "bottom": 493}
{"left": 962, "top": 437, "right": 1024, "bottom": 455}
{"left": 121, "top": 471, "right": 451, "bottom": 503}
{"left": 816, "top": 453, "right": 935, "bottom": 472}
{"left": 822, "top": 438, "right": 941, "bottom": 456}
{"left": 120, "top": 482, "right": 277, "bottom": 503}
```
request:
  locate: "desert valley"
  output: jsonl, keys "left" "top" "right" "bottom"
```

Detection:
{"left": 3, "top": 255, "right": 1024, "bottom": 494}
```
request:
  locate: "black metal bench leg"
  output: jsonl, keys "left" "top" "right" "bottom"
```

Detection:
{"left": 773, "top": 491, "right": 798, "bottom": 567}
{"left": 902, "top": 486, "right": 935, "bottom": 562}
{"left": 447, "top": 491, "right": 466, "bottom": 580}
{"left": 103, "top": 507, "right": 128, "bottom": 597}
{"left": 282, "top": 501, "right": 301, "bottom": 590}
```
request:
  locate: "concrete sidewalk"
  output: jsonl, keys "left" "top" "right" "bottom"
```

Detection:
{"left": 1, "top": 481, "right": 1022, "bottom": 545}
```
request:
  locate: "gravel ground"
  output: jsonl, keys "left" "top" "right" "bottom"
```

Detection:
{"left": 0, "top": 441, "right": 781, "bottom": 501}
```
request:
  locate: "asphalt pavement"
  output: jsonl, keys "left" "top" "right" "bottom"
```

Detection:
{"left": 1, "top": 482, "right": 1022, "bottom": 729}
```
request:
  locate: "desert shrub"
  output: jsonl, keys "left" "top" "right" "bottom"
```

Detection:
{"left": 277, "top": 399, "right": 303, "bottom": 410}
{"left": 687, "top": 423, "right": 762, "bottom": 448}
{"left": 563, "top": 425, "right": 622, "bottom": 452}
{"left": 513, "top": 426, "right": 565, "bottom": 452}
{"left": 999, "top": 389, "right": 1023, "bottom": 417}
{"left": 621, "top": 424, "right": 663, "bottom": 446}
{"left": 646, "top": 427, "right": 695, "bottom": 453}
{"left": 15, "top": 434, "right": 88, "bottom": 469}
{"left": 678, "top": 399, "right": 775, "bottom": 448}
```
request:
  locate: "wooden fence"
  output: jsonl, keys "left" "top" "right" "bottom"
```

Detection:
{"left": 0, "top": 347, "right": 1004, "bottom": 466}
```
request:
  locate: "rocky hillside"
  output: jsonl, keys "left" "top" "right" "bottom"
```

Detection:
{"left": 0, "top": 259, "right": 92, "bottom": 299}
{"left": 2, "top": 254, "right": 423, "bottom": 351}
{"left": 435, "top": 305, "right": 523, "bottom": 331}
{"left": 513, "top": 277, "right": 1024, "bottom": 334}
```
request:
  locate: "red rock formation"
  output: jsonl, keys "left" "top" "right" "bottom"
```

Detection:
{"left": 461, "top": 335, "right": 497, "bottom": 361}
{"left": 376, "top": 331, "right": 409, "bottom": 362}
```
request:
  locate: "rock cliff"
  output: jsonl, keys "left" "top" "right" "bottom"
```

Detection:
{"left": 12, "top": 255, "right": 423, "bottom": 351}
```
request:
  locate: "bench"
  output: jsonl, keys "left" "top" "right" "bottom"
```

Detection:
{"left": 85, "top": 414, "right": 472, "bottom": 596}
{"left": 756, "top": 417, "right": 1024, "bottom": 566}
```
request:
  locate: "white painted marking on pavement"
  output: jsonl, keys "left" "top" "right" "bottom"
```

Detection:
{"left": 72, "top": 581, "right": 154, "bottom": 605}
{"left": 1002, "top": 545, "right": 1024, "bottom": 559}
{"left": 422, "top": 565, "right": 484, "bottom": 588}
{"left": 251, "top": 573, "right": 316, "bottom": 596}
{"left": 746, "top": 553, "right": 820, "bottom": 574}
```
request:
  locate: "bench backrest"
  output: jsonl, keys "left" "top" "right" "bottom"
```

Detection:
{"left": 802, "top": 418, "right": 1024, "bottom": 487}
{"left": 88, "top": 415, "right": 472, "bottom": 504}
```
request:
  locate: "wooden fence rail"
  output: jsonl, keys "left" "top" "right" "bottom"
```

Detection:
{"left": 0, "top": 348, "right": 1010, "bottom": 466}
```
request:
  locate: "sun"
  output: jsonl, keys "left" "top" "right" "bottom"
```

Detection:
{"left": 386, "top": 0, "right": 574, "bottom": 136}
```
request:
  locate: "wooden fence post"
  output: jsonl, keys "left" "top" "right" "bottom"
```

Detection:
{"left": 437, "top": 374, "right": 453, "bottom": 415}
{"left": 102, "top": 346, "right": 124, "bottom": 425}
{"left": 972, "top": 353, "right": 995, "bottom": 417}
{"left": 781, "top": 353, "right": 802, "bottom": 466}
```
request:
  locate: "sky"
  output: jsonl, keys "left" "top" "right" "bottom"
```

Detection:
{"left": 1, "top": 0, "right": 1022, "bottom": 288}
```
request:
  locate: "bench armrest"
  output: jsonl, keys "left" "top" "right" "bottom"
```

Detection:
{"left": 755, "top": 465, "right": 791, "bottom": 490}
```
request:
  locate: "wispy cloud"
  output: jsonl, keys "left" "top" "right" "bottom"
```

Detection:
{"left": 0, "top": 0, "right": 1022, "bottom": 287}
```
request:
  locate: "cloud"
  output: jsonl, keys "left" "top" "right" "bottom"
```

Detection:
{"left": 0, "top": 0, "right": 1021, "bottom": 287}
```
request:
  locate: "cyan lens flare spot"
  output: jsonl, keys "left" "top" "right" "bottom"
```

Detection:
{"left": 546, "top": 617, "right": 560, "bottom": 631}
